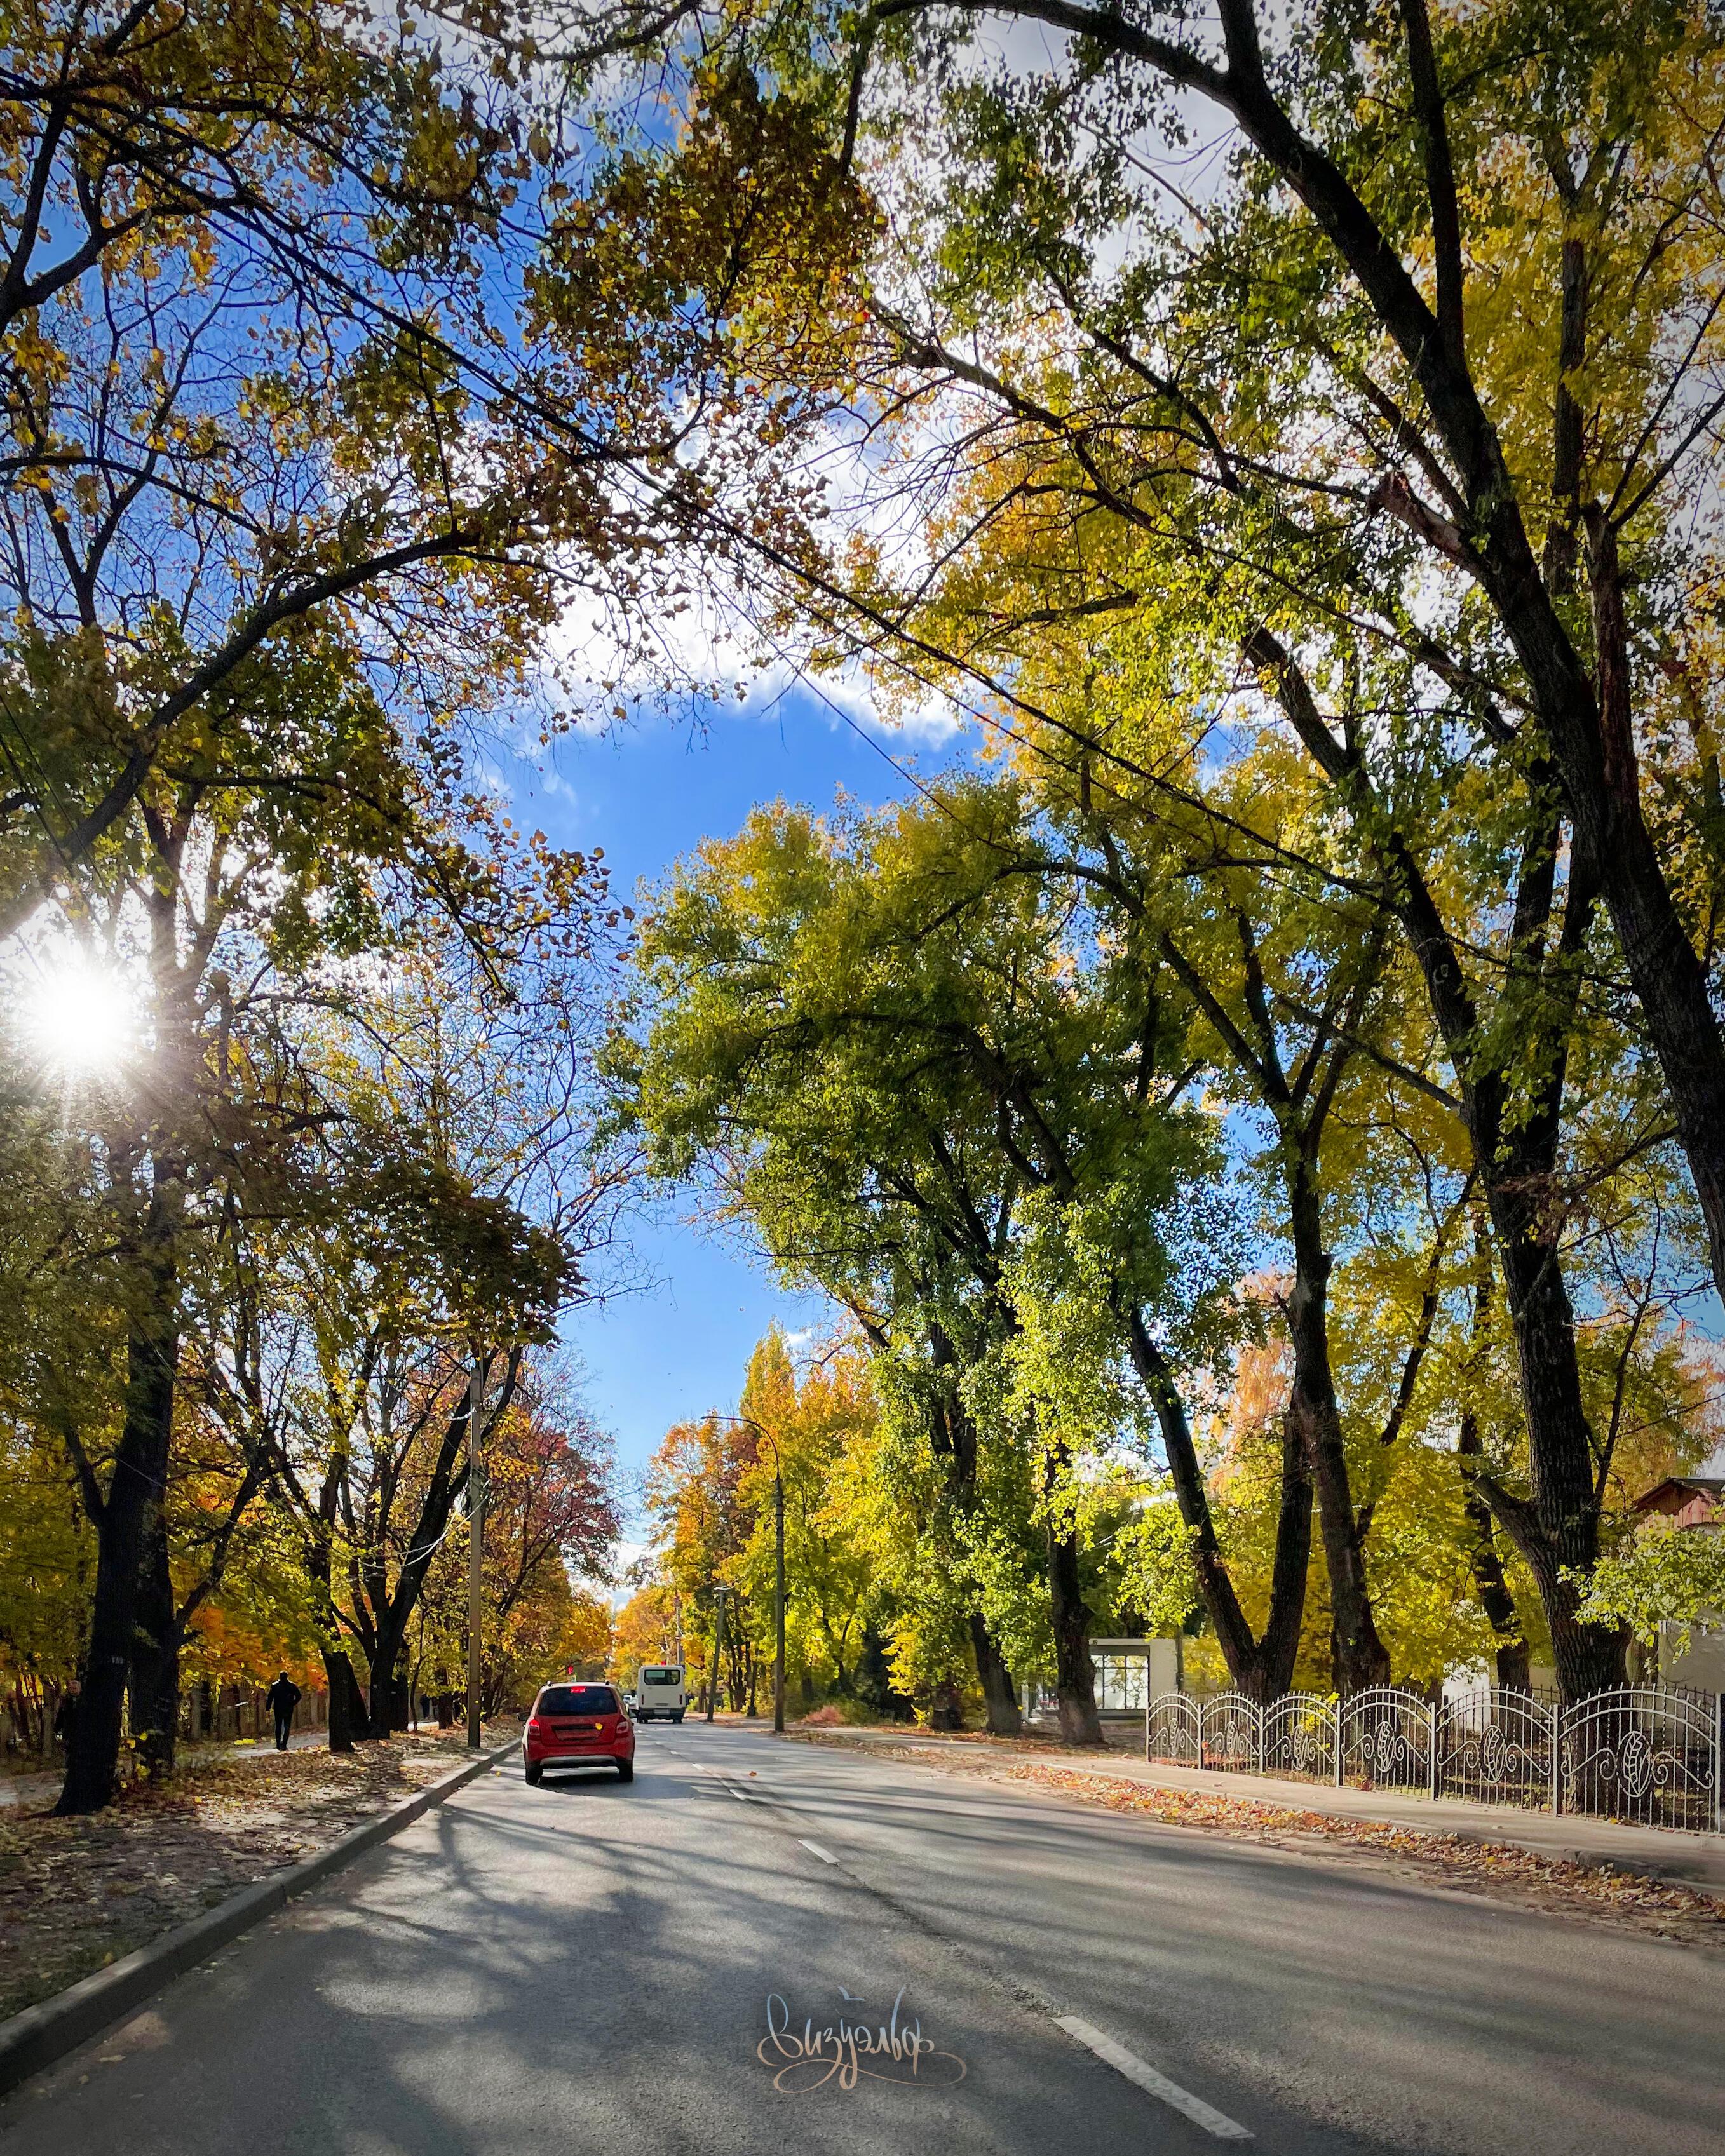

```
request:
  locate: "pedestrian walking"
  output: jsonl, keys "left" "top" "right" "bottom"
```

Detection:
{"left": 51, "top": 1679, "right": 80, "bottom": 1753}
{"left": 266, "top": 1671, "right": 301, "bottom": 1751}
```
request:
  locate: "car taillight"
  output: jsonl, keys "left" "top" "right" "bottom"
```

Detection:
{"left": 527, "top": 1717, "right": 543, "bottom": 1732}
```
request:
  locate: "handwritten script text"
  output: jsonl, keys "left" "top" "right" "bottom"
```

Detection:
{"left": 756, "top": 1989, "right": 967, "bottom": 2094}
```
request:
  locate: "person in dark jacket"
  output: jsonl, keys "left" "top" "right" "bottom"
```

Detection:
{"left": 52, "top": 1680, "right": 80, "bottom": 1751}
{"left": 266, "top": 1671, "right": 301, "bottom": 1751}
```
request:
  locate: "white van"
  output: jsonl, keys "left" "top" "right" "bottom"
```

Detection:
{"left": 633, "top": 1662, "right": 687, "bottom": 1722}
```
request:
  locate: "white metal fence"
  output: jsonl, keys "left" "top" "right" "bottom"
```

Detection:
{"left": 1146, "top": 1685, "right": 1724, "bottom": 1835}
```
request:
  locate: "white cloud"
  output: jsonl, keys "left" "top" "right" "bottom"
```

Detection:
{"left": 541, "top": 569, "right": 963, "bottom": 750}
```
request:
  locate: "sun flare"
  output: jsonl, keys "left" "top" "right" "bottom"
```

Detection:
{"left": 24, "top": 957, "right": 136, "bottom": 1076}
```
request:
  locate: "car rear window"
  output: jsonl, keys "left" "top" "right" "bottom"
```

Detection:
{"left": 642, "top": 1667, "right": 682, "bottom": 1687}
{"left": 537, "top": 1685, "right": 618, "bottom": 1716}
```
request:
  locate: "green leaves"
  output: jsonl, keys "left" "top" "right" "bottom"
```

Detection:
{"left": 1572, "top": 1518, "right": 1725, "bottom": 1650}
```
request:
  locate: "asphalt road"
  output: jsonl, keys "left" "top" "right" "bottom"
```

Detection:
{"left": 5, "top": 1720, "right": 1722, "bottom": 2155}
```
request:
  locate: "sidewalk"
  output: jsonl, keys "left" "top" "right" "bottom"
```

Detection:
{"left": 806, "top": 1728, "right": 1725, "bottom": 1892}
{"left": 0, "top": 1723, "right": 520, "bottom": 2026}
{"left": 1, "top": 1727, "right": 336, "bottom": 1810}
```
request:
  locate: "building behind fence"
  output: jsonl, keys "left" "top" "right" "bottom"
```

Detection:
{"left": 1140, "top": 1683, "right": 1724, "bottom": 1836}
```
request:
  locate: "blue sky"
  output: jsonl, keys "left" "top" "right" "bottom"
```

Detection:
{"left": 504, "top": 685, "right": 1725, "bottom": 1556}
{"left": 506, "top": 689, "right": 973, "bottom": 1527}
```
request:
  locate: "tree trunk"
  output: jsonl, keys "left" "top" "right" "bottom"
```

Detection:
{"left": 1506, "top": 1530, "right": 1627, "bottom": 1703}
{"left": 1046, "top": 1509, "right": 1103, "bottom": 1746}
{"left": 1494, "top": 1633, "right": 1532, "bottom": 1693}
{"left": 304, "top": 1490, "right": 363, "bottom": 1751}
{"left": 857, "top": 1625, "right": 914, "bottom": 1720}
{"left": 1482, "top": 1199, "right": 1625, "bottom": 1702}
{"left": 1125, "top": 1307, "right": 1310, "bottom": 1702}
{"left": 929, "top": 1677, "right": 965, "bottom": 1730}
{"left": 350, "top": 1356, "right": 516, "bottom": 1739}
{"left": 57, "top": 1284, "right": 180, "bottom": 1816}
{"left": 1284, "top": 1173, "right": 1391, "bottom": 1698}
{"left": 322, "top": 1650, "right": 366, "bottom": 1753}
{"left": 1410, "top": 851, "right": 1623, "bottom": 1702}
{"left": 128, "top": 1514, "right": 181, "bottom": 1779}
{"left": 1587, "top": 818, "right": 1725, "bottom": 1304}
{"left": 1484, "top": 509, "right": 1725, "bottom": 1310}
{"left": 363, "top": 1621, "right": 411, "bottom": 1737}
{"left": 1458, "top": 1408, "right": 1531, "bottom": 1692}
{"left": 969, "top": 1610, "right": 1022, "bottom": 1735}
{"left": 1255, "top": 638, "right": 1623, "bottom": 1704}
{"left": 930, "top": 1330, "right": 1029, "bottom": 1733}
{"left": 1216, "top": 58, "right": 1725, "bottom": 1311}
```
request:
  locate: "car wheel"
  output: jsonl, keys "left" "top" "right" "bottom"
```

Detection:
{"left": 672, "top": 1711, "right": 684, "bottom": 1723}
{"left": 524, "top": 1761, "right": 543, "bottom": 1786}
{"left": 616, "top": 1759, "right": 634, "bottom": 1784}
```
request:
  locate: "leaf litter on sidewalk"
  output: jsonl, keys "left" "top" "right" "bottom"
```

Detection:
{"left": 0, "top": 1725, "right": 518, "bottom": 2021}
{"left": 792, "top": 1730, "right": 1725, "bottom": 1950}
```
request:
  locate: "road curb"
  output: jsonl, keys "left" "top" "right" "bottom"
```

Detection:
{"left": 0, "top": 1735, "right": 520, "bottom": 2097}
{"left": 787, "top": 1728, "right": 1725, "bottom": 1894}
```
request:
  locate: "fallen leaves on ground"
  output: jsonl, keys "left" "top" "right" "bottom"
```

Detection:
{"left": 792, "top": 1732, "right": 1725, "bottom": 1950}
{"left": 0, "top": 1725, "right": 520, "bottom": 2021}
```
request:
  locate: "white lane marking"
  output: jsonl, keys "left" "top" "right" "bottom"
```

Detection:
{"left": 1056, "top": 2017, "right": 1253, "bottom": 2142}
{"left": 799, "top": 1838, "right": 838, "bottom": 1864}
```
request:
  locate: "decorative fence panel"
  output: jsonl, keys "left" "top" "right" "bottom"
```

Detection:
{"left": 1143, "top": 1683, "right": 1724, "bottom": 1835}
{"left": 1559, "top": 1688, "right": 1717, "bottom": 1834}
{"left": 1438, "top": 1687, "right": 1557, "bottom": 1809}
{"left": 1261, "top": 1692, "right": 1336, "bottom": 1784}
{"left": 1146, "top": 1692, "right": 1201, "bottom": 1767}
{"left": 1338, "top": 1688, "right": 1435, "bottom": 1794}
{"left": 1201, "top": 1692, "right": 1262, "bottom": 1774}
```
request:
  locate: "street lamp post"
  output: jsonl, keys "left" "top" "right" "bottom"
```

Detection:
{"left": 466, "top": 1361, "right": 485, "bottom": 1751}
{"left": 757, "top": 1436, "right": 786, "bottom": 1737}
{"left": 773, "top": 1464, "right": 786, "bottom": 1735}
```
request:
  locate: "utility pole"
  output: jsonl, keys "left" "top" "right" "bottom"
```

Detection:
{"left": 466, "top": 1361, "right": 484, "bottom": 1751}
{"left": 706, "top": 1585, "right": 729, "bottom": 1722}
{"left": 773, "top": 1463, "right": 786, "bottom": 1735}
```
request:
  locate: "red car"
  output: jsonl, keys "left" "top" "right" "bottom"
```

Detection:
{"left": 523, "top": 1682, "right": 635, "bottom": 1786}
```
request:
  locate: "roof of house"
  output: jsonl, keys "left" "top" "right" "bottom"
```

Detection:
{"left": 1634, "top": 1476, "right": 1725, "bottom": 1516}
